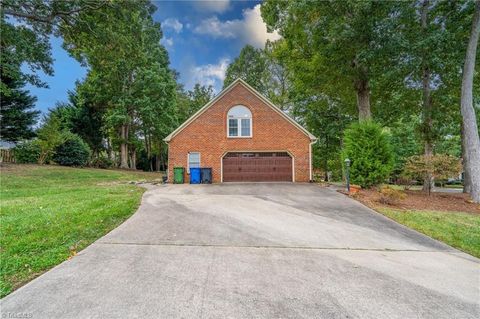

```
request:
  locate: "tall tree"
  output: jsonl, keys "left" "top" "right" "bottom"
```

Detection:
{"left": 1, "top": 0, "right": 111, "bottom": 142}
{"left": 1, "top": 0, "right": 109, "bottom": 93}
{"left": 460, "top": 0, "right": 480, "bottom": 203}
{"left": 48, "top": 89, "right": 105, "bottom": 156}
{"left": 0, "top": 9, "right": 52, "bottom": 94}
{"left": 176, "top": 83, "right": 214, "bottom": 126}
{"left": 263, "top": 40, "right": 292, "bottom": 111}
{"left": 393, "top": 1, "right": 475, "bottom": 192}
{"left": 291, "top": 91, "right": 351, "bottom": 181}
{"left": 262, "top": 0, "right": 403, "bottom": 121}
{"left": 223, "top": 45, "right": 268, "bottom": 94}
{"left": 133, "top": 64, "right": 177, "bottom": 171}
{"left": 62, "top": 0, "right": 176, "bottom": 169}
{"left": 187, "top": 84, "right": 214, "bottom": 115}
{"left": 0, "top": 73, "right": 40, "bottom": 142}
{"left": 420, "top": 0, "right": 434, "bottom": 191}
{"left": 175, "top": 83, "right": 191, "bottom": 123}
{"left": 224, "top": 42, "right": 292, "bottom": 110}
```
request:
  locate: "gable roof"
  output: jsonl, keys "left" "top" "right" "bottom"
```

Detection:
{"left": 164, "top": 78, "right": 317, "bottom": 142}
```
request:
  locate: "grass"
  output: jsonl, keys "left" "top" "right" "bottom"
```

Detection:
{"left": 441, "top": 184, "right": 464, "bottom": 189}
{"left": 0, "top": 164, "right": 164, "bottom": 297}
{"left": 377, "top": 208, "right": 480, "bottom": 258}
{"left": 388, "top": 184, "right": 466, "bottom": 191}
{"left": 387, "top": 184, "right": 422, "bottom": 191}
{"left": 328, "top": 182, "right": 461, "bottom": 191}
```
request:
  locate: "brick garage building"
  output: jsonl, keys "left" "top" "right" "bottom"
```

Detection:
{"left": 164, "top": 79, "right": 317, "bottom": 183}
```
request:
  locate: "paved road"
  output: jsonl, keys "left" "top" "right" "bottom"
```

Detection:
{"left": 1, "top": 184, "right": 479, "bottom": 318}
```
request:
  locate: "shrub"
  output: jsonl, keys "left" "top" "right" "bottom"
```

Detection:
{"left": 378, "top": 186, "right": 406, "bottom": 205}
{"left": 14, "top": 140, "right": 41, "bottom": 163}
{"left": 342, "top": 121, "right": 394, "bottom": 188}
{"left": 90, "top": 155, "right": 114, "bottom": 169}
{"left": 402, "top": 154, "right": 462, "bottom": 193}
{"left": 37, "top": 114, "right": 66, "bottom": 164}
{"left": 53, "top": 134, "right": 91, "bottom": 166}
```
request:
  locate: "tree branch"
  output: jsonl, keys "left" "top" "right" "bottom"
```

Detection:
{"left": 2, "top": 1, "right": 109, "bottom": 25}
{"left": 2, "top": 8, "right": 55, "bottom": 23}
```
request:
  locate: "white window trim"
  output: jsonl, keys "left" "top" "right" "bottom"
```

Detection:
{"left": 227, "top": 117, "right": 252, "bottom": 138}
{"left": 187, "top": 152, "right": 201, "bottom": 173}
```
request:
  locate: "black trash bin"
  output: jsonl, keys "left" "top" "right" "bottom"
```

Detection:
{"left": 200, "top": 168, "right": 212, "bottom": 184}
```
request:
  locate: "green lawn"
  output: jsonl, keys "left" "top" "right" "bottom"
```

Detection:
{"left": 377, "top": 208, "right": 480, "bottom": 258}
{"left": 387, "top": 184, "right": 465, "bottom": 191}
{"left": 0, "top": 164, "right": 164, "bottom": 297}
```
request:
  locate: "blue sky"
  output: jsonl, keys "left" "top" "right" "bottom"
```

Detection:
{"left": 25, "top": 0, "right": 280, "bottom": 114}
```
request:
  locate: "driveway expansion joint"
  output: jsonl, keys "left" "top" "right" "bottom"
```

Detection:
{"left": 94, "top": 241, "right": 444, "bottom": 253}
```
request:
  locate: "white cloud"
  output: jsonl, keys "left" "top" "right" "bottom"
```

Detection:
{"left": 162, "top": 37, "right": 174, "bottom": 47}
{"left": 242, "top": 5, "right": 281, "bottom": 47}
{"left": 194, "top": 16, "right": 235, "bottom": 37}
{"left": 193, "top": 4, "right": 280, "bottom": 48}
{"left": 188, "top": 58, "right": 230, "bottom": 92}
{"left": 193, "top": 0, "right": 230, "bottom": 13}
{"left": 163, "top": 18, "right": 183, "bottom": 33}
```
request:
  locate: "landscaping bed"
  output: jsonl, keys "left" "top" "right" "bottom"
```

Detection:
{"left": 0, "top": 164, "right": 164, "bottom": 297}
{"left": 354, "top": 188, "right": 480, "bottom": 214}
{"left": 348, "top": 187, "right": 480, "bottom": 258}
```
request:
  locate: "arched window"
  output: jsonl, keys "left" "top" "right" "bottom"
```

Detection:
{"left": 227, "top": 105, "right": 252, "bottom": 137}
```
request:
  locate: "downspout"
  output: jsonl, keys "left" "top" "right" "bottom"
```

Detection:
{"left": 164, "top": 140, "right": 169, "bottom": 183}
{"left": 309, "top": 139, "right": 317, "bottom": 182}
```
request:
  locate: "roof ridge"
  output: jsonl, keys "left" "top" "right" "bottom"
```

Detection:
{"left": 164, "top": 78, "right": 317, "bottom": 142}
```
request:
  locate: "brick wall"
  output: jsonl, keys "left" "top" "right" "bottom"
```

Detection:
{"left": 167, "top": 82, "right": 313, "bottom": 183}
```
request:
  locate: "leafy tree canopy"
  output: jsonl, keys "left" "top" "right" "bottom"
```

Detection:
{"left": 223, "top": 45, "right": 268, "bottom": 94}
{"left": 261, "top": 0, "right": 405, "bottom": 120}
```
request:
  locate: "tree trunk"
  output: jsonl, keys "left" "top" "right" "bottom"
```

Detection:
{"left": 324, "top": 138, "right": 329, "bottom": 182}
{"left": 156, "top": 155, "right": 161, "bottom": 172}
{"left": 355, "top": 79, "right": 371, "bottom": 121}
{"left": 130, "top": 148, "right": 136, "bottom": 170}
{"left": 143, "top": 131, "right": 153, "bottom": 171}
{"left": 120, "top": 125, "right": 129, "bottom": 169}
{"left": 460, "top": 0, "right": 480, "bottom": 203}
{"left": 461, "top": 123, "right": 472, "bottom": 193}
{"left": 106, "top": 138, "right": 114, "bottom": 162}
{"left": 157, "top": 142, "right": 162, "bottom": 172}
{"left": 148, "top": 135, "right": 153, "bottom": 172}
{"left": 463, "top": 163, "right": 472, "bottom": 193}
{"left": 423, "top": 142, "right": 434, "bottom": 193}
{"left": 420, "top": 0, "right": 435, "bottom": 193}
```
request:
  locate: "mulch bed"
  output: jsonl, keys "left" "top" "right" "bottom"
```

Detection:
{"left": 350, "top": 188, "right": 480, "bottom": 215}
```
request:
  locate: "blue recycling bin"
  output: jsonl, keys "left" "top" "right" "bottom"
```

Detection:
{"left": 189, "top": 167, "right": 201, "bottom": 184}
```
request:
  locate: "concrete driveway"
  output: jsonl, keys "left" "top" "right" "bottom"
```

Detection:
{"left": 1, "top": 184, "right": 479, "bottom": 318}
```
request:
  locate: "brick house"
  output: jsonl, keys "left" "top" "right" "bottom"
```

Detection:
{"left": 164, "top": 78, "right": 317, "bottom": 183}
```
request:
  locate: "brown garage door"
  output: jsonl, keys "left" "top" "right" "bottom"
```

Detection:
{"left": 222, "top": 152, "right": 292, "bottom": 182}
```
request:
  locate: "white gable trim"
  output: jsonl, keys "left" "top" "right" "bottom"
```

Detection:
{"left": 163, "top": 78, "right": 317, "bottom": 142}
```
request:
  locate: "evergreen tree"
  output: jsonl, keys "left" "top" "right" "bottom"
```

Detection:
{"left": 0, "top": 74, "right": 40, "bottom": 142}
{"left": 342, "top": 121, "right": 394, "bottom": 188}
{"left": 48, "top": 89, "right": 105, "bottom": 157}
